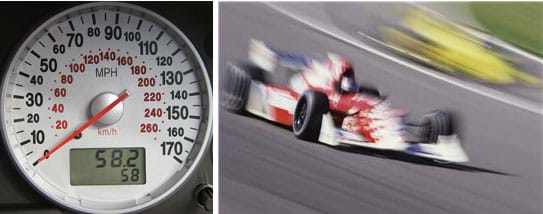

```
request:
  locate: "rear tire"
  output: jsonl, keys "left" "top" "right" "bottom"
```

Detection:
{"left": 292, "top": 91, "right": 329, "bottom": 141}
{"left": 221, "top": 63, "right": 263, "bottom": 113}
{"left": 421, "top": 111, "right": 454, "bottom": 143}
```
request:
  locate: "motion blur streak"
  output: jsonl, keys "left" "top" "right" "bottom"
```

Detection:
{"left": 265, "top": 2, "right": 543, "bottom": 115}
{"left": 220, "top": 3, "right": 542, "bottom": 214}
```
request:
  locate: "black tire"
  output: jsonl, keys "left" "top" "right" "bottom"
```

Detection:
{"left": 421, "top": 111, "right": 454, "bottom": 143}
{"left": 292, "top": 91, "right": 329, "bottom": 141}
{"left": 358, "top": 85, "right": 381, "bottom": 98}
{"left": 221, "top": 63, "right": 264, "bottom": 113}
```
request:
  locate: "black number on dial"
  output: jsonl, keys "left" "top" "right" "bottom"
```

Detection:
{"left": 66, "top": 33, "right": 83, "bottom": 47}
{"left": 161, "top": 141, "right": 182, "bottom": 156}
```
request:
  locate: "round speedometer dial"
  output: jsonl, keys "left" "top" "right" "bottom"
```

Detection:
{"left": 1, "top": 2, "right": 211, "bottom": 213}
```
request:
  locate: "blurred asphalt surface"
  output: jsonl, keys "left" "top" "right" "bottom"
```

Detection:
{"left": 219, "top": 3, "right": 542, "bottom": 214}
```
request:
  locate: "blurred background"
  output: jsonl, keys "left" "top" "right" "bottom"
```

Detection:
{"left": 219, "top": 2, "right": 542, "bottom": 214}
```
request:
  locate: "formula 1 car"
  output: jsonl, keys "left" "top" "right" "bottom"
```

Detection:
{"left": 381, "top": 11, "right": 542, "bottom": 86}
{"left": 222, "top": 39, "right": 468, "bottom": 163}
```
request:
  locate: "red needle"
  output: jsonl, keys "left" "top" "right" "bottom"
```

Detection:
{"left": 33, "top": 90, "right": 130, "bottom": 166}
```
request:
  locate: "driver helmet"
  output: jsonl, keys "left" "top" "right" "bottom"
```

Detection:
{"left": 340, "top": 76, "right": 358, "bottom": 93}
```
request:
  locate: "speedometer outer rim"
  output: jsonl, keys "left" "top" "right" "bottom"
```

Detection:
{"left": 0, "top": 2, "right": 212, "bottom": 213}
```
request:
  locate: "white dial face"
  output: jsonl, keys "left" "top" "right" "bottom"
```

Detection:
{"left": 1, "top": 2, "right": 211, "bottom": 214}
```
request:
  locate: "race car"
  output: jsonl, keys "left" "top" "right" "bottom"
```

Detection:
{"left": 381, "top": 10, "right": 542, "bottom": 86}
{"left": 222, "top": 39, "right": 469, "bottom": 163}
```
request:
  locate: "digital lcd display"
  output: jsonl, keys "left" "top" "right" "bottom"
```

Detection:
{"left": 70, "top": 148, "right": 145, "bottom": 185}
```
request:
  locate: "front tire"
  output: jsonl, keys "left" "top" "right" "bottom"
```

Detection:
{"left": 421, "top": 111, "right": 454, "bottom": 143}
{"left": 292, "top": 91, "right": 329, "bottom": 141}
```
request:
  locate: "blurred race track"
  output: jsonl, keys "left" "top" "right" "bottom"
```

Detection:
{"left": 219, "top": 3, "right": 543, "bottom": 214}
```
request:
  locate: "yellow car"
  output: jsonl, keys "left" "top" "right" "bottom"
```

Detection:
{"left": 381, "top": 11, "right": 541, "bottom": 86}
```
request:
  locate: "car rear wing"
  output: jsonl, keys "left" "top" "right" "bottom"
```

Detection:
{"left": 249, "top": 39, "right": 309, "bottom": 72}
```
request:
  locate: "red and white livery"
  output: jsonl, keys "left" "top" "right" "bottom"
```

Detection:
{"left": 222, "top": 39, "right": 468, "bottom": 163}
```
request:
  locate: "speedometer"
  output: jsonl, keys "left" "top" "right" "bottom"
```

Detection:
{"left": 1, "top": 2, "right": 211, "bottom": 213}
